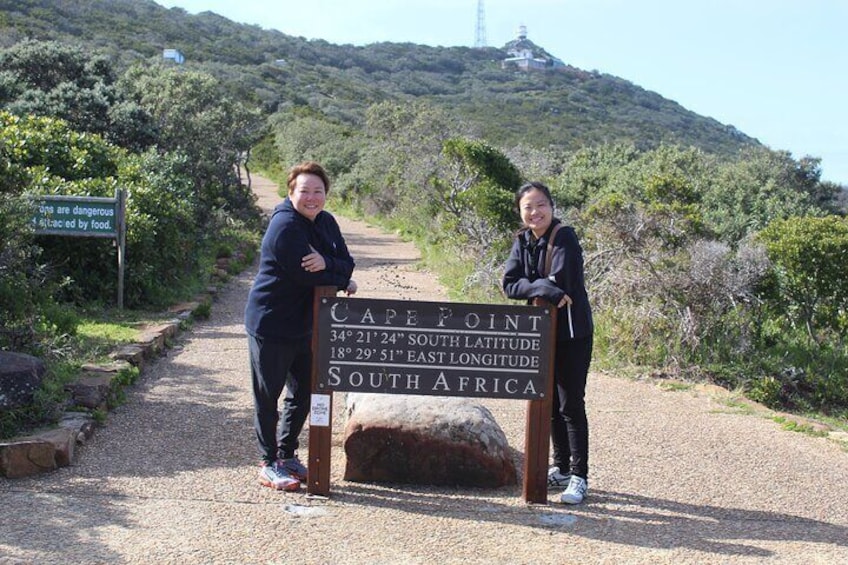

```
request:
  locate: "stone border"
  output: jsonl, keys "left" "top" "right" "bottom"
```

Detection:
{"left": 0, "top": 279, "right": 225, "bottom": 479}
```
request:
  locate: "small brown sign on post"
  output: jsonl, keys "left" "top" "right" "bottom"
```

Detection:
{"left": 308, "top": 291, "right": 557, "bottom": 503}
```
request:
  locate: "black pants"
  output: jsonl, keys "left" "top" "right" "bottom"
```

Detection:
{"left": 248, "top": 334, "right": 312, "bottom": 465}
{"left": 550, "top": 335, "right": 593, "bottom": 479}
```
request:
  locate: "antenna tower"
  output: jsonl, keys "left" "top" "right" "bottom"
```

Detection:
{"left": 474, "top": 0, "right": 487, "bottom": 48}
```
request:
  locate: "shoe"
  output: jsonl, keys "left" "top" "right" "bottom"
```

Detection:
{"left": 258, "top": 461, "right": 300, "bottom": 491}
{"left": 547, "top": 465, "right": 572, "bottom": 488}
{"left": 560, "top": 475, "right": 588, "bottom": 504}
{"left": 279, "top": 456, "right": 308, "bottom": 481}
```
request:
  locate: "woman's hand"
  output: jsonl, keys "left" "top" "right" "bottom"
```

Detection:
{"left": 558, "top": 293, "right": 573, "bottom": 309}
{"left": 345, "top": 279, "right": 358, "bottom": 296}
{"left": 301, "top": 245, "right": 326, "bottom": 272}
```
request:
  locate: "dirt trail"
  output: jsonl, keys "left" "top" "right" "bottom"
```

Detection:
{"left": 1, "top": 174, "right": 846, "bottom": 564}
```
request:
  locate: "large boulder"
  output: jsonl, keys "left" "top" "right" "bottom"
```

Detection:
{"left": 0, "top": 351, "right": 47, "bottom": 410}
{"left": 343, "top": 393, "right": 517, "bottom": 487}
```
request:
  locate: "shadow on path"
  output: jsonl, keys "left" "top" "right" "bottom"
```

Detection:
{"left": 331, "top": 483, "right": 847, "bottom": 558}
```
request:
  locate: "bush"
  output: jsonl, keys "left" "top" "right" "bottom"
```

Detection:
{"left": 757, "top": 215, "right": 848, "bottom": 341}
{"left": 0, "top": 111, "right": 253, "bottom": 313}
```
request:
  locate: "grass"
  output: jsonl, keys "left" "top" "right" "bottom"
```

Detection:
{"left": 659, "top": 381, "right": 695, "bottom": 392}
{"left": 771, "top": 415, "right": 830, "bottom": 438}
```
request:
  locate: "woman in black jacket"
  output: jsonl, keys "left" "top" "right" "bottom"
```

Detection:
{"left": 502, "top": 181, "right": 593, "bottom": 504}
{"left": 245, "top": 161, "right": 356, "bottom": 491}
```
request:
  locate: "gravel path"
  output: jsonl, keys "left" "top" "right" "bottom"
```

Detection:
{"left": 1, "top": 175, "right": 846, "bottom": 564}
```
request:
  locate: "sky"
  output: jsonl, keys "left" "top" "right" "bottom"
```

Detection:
{"left": 156, "top": 0, "right": 848, "bottom": 186}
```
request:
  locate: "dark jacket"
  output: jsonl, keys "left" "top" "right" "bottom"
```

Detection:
{"left": 502, "top": 220, "right": 593, "bottom": 341}
{"left": 245, "top": 197, "right": 354, "bottom": 341}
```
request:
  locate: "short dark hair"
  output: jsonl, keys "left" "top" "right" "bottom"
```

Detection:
{"left": 287, "top": 161, "right": 330, "bottom": 193}
{"left": 514, "top": 181, "right": 553, "bottom": 212}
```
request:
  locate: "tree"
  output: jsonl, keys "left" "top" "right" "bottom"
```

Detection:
{"left": 437, "top": 138, "right": 522, "bottom": 248}
{"left": 0, "top": 40, "right": 156, "bottom": 151}
{"left": 329, "top": 100, "right": 467, "bottom": 218}
{"left": 1, "top": 111, "right": 202, "bottom": 309}
{"left": 705, "top": 147, "right": 834, "bottom": 244}
{"left": 758, "top": 215, "right": 848, "bottom": 342}
{"left": 266, "top": 107, "right": 360, "bottom": 182}
{"left": 552, "top": 143, "right": 639, "bottom": 211}
{"left": 119, "top": 63, "right": 264, "bottom": 220}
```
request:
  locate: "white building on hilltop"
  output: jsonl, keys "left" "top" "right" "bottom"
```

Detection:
{"left": 501, "top": 25, "right": 565, "bottom": 71}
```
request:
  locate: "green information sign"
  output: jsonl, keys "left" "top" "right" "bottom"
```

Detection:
{"left": 30, "top": 191, "right": 127, "bottom": 308}
{"left": 31, "top": 196, "right": 119, "bottom": 237}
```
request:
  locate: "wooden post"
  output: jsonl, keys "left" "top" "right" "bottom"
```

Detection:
{"left": 307, "top": 286, "right": 339, "bottom": 496}
{"left": 523, "top": 299, "right": 557, "bottom": 504}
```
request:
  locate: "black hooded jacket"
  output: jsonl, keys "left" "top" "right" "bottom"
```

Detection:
{"left": 502, "top": 220, "right": 593, "bottom": 341}
{"left": 245, "top": 197, "right": 354, "bottom": 341}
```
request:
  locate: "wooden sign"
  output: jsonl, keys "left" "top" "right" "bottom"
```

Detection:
{"left": 315, "top": 296, "right": 553, "bottom": 400}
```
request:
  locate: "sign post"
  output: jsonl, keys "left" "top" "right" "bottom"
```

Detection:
{"left": 31, "top": 190, "right": 127, "bottom": 308}
{"left": 307, "top": 286, "right": 343, "bottom": 497}
{"left": 523, "top": 297, "right": 557, "bottom": 503}
{"left": 308, "top": 291, "right": 557, "bottom": 502}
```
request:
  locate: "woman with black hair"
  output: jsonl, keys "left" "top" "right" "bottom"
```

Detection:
{"left": 502, "top": 181, "right": 594, "bottom": 504}
{"left": 245, "top": 161, "right": 357, "bottom": 491}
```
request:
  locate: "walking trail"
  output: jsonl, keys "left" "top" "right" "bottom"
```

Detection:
{"left": 1, "top": 175, "right": 846, "bottom": 564}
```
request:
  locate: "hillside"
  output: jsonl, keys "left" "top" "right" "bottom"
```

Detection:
{"left": 0, "top": 0, "right": 758, "bottom": 157}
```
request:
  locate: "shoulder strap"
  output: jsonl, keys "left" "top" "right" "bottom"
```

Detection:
{"left": 543, "top": 223, "right": 564, "bottom": 277}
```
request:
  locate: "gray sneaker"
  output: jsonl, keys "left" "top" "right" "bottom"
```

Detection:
{"left": 279, "top": 456, "right": 308, "bottom": 481}
{"left": 560, "top": 475, "right": 588, "bottom": 504}
{"left": 547, "top": 465, "right": 572, "bottom": 488}
{"left": 259, "top": 461, "right": 300, "bottom": 491}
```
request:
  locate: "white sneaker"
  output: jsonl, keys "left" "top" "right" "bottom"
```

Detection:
{"left": 560, "top": 475, "right": 588, "bottom": 504}
{"left": 547, "top": 466, "right": 571, "bottom": 488}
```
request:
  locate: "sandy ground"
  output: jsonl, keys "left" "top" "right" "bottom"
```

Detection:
{"left": 1, "top": 174, "right": 846, "bottom": 564}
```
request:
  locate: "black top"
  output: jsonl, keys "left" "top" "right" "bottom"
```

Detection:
{"left": 502, "top": 220, "right": 593, "bottom": 340}
{"left": 245, "top": 197, "right": 354, "bottom": 341}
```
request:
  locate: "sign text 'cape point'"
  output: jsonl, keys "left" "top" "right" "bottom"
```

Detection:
{"left": 316, "top": 297, "right": 553, "bottom": 400}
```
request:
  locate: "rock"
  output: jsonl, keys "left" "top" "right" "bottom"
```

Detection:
{"left": 65, "top": 373, "right": 114, "bottom": 409}
{"left": 81, "top": 360, "right": 133, "bottom": 374}
{"left": 58, "top": 412, "right": 97, "bottom": 443}
{"left": 0, "top": 439, "right": 56, "bottom": 478}
{"left": 168, "top": 301, "right": 199, "bottom": 315}
{"left": 343, "top": 393, "right": 517, "bottom": 487}
{"left": 0, "top": 351, "right": 47, "bottom": 410}
{"left": 136, "top": 330, "right": 166, "bottom": 357}
{"left": 32, "top": 427, "right": 77, "bottom": 467}
{"left": 147, "top": 321, "right": 181, "bottom": 340}
{"left": 111, "top": 344, "right": 145, "bottom": 368}
{"left": 0, "top": 426, "right": 80, "bottom": 478}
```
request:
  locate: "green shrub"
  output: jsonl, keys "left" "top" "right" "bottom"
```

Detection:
{"left": 758, "top": 215, "right": 848, "bottom": 341}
